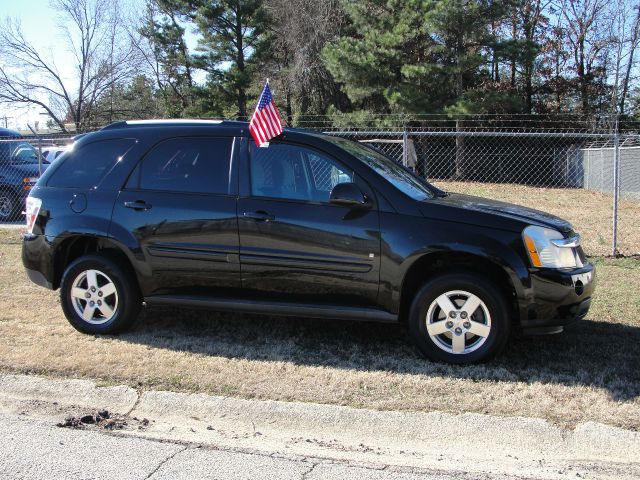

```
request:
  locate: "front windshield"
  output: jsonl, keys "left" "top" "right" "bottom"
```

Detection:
{"left": 9, "top": 142, "right": 40, "bottom": 164}
{"left": 326, "top": 136, "right": 434, "bottom": 201}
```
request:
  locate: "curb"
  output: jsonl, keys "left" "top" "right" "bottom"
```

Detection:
{"left": 0, "top": 374, "right": 638, "bottom": 475}
{"left": 133, "top": 389, "right": 640, "bottom": 465}
{"left": 0, "top": 374, "right": 138, "bottom": 413}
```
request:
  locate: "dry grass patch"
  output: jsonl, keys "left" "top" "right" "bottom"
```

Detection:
{"left": 433, "top": 181, "right": 640, "bottom": 256}
{"left": 1, "top": 227, "right": 639, "bottom": 431}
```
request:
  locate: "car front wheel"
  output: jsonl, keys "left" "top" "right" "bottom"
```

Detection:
{"left": 60, "top": 254, "right": 141, "bottom": 334}
{"left": 408, "top": 272, "right": 510, "bottom": 364}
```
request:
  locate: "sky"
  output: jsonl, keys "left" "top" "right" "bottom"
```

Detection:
{"left": 1, "top": 1, "right": 71, "bottom": 130}
{"left": 0, "top": 0, "right": 201, "bottom": 131}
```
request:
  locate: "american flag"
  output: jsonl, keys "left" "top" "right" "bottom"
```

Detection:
{"left": 249, "top": 81, "right": 283, "bottom": 146}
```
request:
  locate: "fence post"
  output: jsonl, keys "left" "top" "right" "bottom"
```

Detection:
{"left": 402, "top": 123, "right": 408, "bottom": 168}
{"left": 612, "top": 116, "right": 620, "bottom": 256}
{"left": 27, "top": 124, "right": 43, "bottom": 177}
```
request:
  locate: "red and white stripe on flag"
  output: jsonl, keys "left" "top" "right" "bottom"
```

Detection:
{"left": 248, "top": 80, "right": 283, "bottom": 146}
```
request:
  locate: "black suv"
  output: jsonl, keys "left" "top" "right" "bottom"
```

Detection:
{"left": 22, "top": 120, "right": 595, "bottom": 363}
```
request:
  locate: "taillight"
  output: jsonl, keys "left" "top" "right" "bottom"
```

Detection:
{"left": 25, "top": 197, "right": 42, "bottom": 234}
{"left": 22, "top": 177, "right": 38, "bottom": 191}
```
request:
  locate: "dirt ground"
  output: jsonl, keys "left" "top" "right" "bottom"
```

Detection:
{"left": 1, "top": 227, "right": 639, "bottom": 431}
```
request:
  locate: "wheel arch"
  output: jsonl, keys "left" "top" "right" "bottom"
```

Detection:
{"left": 53, "top": 235, "right": 138, "bottom": 290}
{"left": 398, "top": 251, "right": 521, "bottom": 326}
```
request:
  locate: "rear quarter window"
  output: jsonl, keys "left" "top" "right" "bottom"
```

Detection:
{"left": 0, "top": 141, "right": 38, "bottom": 164}
{"left": 46, "top": 138, "right": 136, "bottom": 188}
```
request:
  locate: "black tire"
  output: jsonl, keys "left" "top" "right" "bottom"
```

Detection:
{"left": 0, "top": 188, "right": 19, "bottom": 222}
{"left": 60, "top": 253, "right": 141, "bottom": 334}
{"left": 408, "top": 272, "right": 510, "bottom": 364}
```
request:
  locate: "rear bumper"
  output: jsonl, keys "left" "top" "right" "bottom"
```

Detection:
{"left": 519, "top": 263, "right": 595, "bottom": 333}
{"left": 25, "top": 268, "right": 53, "bottom": 289}
{"left": 22, "top": 233, "right": 55, "bottom": 290}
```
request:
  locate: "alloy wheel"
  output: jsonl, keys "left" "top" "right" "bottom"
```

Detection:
{"left": 425, "top": 290, "right": 492, "bottom": 355}
{"left": 70, "top": 269, "right": 119, "bottom": 324}
{"left": 0, "top": 193, "right": 13, "bottom": 219}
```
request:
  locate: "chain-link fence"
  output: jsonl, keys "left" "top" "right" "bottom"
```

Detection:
{"left": 1, "top": 116, "right": 638, "bottom": 256}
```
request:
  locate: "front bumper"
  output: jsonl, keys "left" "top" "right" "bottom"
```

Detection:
{"left": 519, "top": 263, "right": 595, "bottom": 333}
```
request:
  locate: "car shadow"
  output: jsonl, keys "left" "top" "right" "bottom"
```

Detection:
{"left": 122, "top": 307, "right": 640, "bottom": 402}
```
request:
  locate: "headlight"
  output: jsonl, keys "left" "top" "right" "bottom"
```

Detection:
{"left": 522, "top": 226, "right": 582, "bottom": 269}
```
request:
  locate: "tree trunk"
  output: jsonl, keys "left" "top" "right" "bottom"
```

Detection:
{"left": 577, "top": 38, "right": 589, "bottom": 114}
{"left": 523, "top": 21, "right": 534, "bottom": 114}
{"left": 511, "top": 21, "right": 517, "bottom": 87}
{"left": 525, "top": 67, "right": 533, "bottom": 113}
{"left": 235, "top": 6, "right": 247, "bottom": 119}
{"left": 285, "top": 89, "right": 293, "bottom": 126}
{"left": 455, "top": 119, "right": 466, "bottom": 179}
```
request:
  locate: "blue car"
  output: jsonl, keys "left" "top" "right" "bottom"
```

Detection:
{"left": 0, "top": 128, "right": 46, "bottom": 221}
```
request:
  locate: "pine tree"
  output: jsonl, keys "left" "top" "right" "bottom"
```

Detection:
{"left": 139, "top": 1, "right": 196, "bottom": 117}
{"left": 323, "top": 0, "right": 435, "bottom": 113}
{"left": 190, "top": 0, "right": 266, "bottom": 119}
{"left": 323, "top": 0, "right": 519, "bottom": 115}
{"left": 424, "top": 0, "right": 521, "bottom": 113}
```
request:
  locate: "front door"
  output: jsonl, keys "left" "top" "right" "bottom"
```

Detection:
{"left": 238, "top": 142, "right": 380, "bottom": 307}
{"left": 111, "top": 136, "right": 240, "bottom": 296}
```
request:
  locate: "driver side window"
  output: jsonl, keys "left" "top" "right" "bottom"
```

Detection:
{"left": 250, "top": 144, "right": 353, "bottom": 202}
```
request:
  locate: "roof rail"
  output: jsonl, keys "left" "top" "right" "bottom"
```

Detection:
{"left": 102, "top": 119, "right": 225, "bottom": 130}
{"left": 101, "top": 121, "right": 128, "bottom": 130}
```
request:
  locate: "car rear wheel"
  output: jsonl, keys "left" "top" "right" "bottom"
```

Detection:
{"left": 408, "top": 272, "right": 510, "bottom": 364}
{"left": 60, "top": 254, "right": 141, "bottom": 334}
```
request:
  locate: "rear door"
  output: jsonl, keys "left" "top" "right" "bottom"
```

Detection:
{"left": 111, "top": 136, "right": 240, "bottom": 296}
{"left": 237, "top": 141, "right": 380, "bottom": 307}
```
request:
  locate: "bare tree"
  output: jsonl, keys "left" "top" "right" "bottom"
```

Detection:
{"left": 558, "top": 0, "right": 610, "bottom": 114}
{"left": 608, "top": 0, "right": 640, "bottom": 114}
{"left": 0, "top": 0, "right": 138, "bottom": 132}
{"left": 263, "top": 0, "right": 348, "bottom": 120}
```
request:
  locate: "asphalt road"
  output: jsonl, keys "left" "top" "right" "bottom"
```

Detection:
{"left": 1, "top": 375, "right": 639, "bottom": 480}
{"left": 1, "top": 412, "right": 522, "bottom": 480}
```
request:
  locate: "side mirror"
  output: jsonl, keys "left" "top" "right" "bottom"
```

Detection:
{"left": 329, "top": 182, "right": 371, "bottom": 208}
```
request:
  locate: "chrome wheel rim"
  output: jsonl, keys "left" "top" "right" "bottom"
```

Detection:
{"left": 70, "top": 269, "right": 118, "bottom": 324}
{"left": 425, "top": 290, "right": 491, "bottom": 355}
{"left": 0, "top": 194, "right": 12, "bottom": 218}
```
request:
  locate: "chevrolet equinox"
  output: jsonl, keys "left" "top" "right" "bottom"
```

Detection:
{"left": 22, "top": 120, "right": 595, "bottom": 364}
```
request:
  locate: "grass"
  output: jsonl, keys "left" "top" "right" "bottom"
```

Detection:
{"left": 433, "top": 181, "right": 640, "bottom": 256}
{"left": 0, "top": 227, "right": 639, "bottom": 431}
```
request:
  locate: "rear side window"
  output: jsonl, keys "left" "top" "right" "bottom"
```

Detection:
{"left": 47, "top": 139, "right": 135, "bottom": 188}
{"left": 135, "top": 137, "right": 233, "bottom": 195}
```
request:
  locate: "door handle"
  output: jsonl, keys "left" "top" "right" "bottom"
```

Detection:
{"left": 124, "top": 200, "right": 152, "bottom": 211}
{"left": 243, "top": 211, "right": 275, "bottom": 222}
